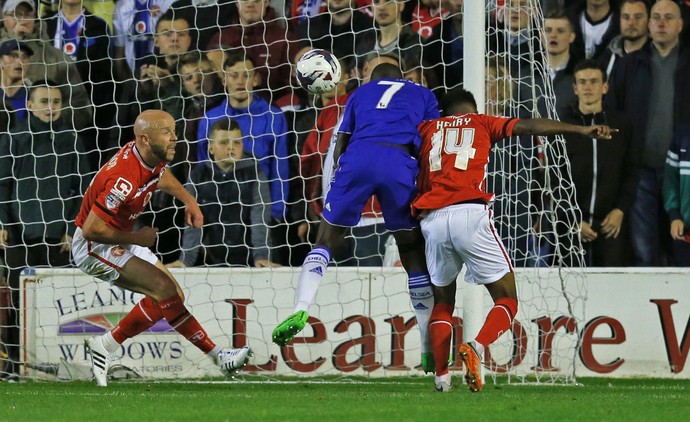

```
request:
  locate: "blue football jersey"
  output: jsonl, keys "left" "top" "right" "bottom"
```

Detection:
{"left": 337, "top": 78, "right": 440, "bottom": 151}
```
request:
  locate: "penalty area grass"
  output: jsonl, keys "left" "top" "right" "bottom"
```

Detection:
{"left": 1, "top": 376, "right": 689, "bottom": 421}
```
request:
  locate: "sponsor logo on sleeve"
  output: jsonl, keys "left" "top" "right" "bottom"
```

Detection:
{"left": 110, "top": 177, "right": 133, "bottom": 200}
{"left": 105, "top": 193, "right": 121, "bottom": 210}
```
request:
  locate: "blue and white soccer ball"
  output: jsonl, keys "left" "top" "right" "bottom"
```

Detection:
{"left": 296, "top": 49, "right": 342, "bottom": 94}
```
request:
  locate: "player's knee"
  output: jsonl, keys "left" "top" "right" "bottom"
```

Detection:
{"left": 315, "top": 226, "right": 347, "bottom": 255}
{"left": 486, "top": 271, "right": 517, "bottom": 301}
{"left": 432, "top": 283, "right": 456, "bottom": 306}
{"left": 501, "top": 271, "right": 517, "bottom": 300}
{"left": 148, "top": 272, "right": 178, "bottom": 301}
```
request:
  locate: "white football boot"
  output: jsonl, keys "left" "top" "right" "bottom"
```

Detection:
{"left": 216, "top": 346, "right": 252, "bottom": 377}
{"left": 434, "top": 372, "right": 452, "bottom": 393}
{"left": 85, "top": 336, "right": 111, "bottom": 387}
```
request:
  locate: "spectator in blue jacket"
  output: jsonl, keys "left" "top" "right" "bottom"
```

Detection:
{"left": 197, "top": 51, "right": 289, "bottom": 222}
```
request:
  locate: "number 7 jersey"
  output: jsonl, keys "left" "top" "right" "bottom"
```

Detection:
{"left": 337, "top": 78, "right": 439, "bottom": 150}
{"left": 412, "top": 113, "right": 519, "bottom": 215}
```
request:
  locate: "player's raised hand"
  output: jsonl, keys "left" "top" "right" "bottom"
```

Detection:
{"left": 582, "top": 125, "right": 618, "bottom": 139}
{"left": 137, "top": 226, "right": 159, "bottom": 247}
{"left": 185, "top": 202, "right": 204, "bottom": 228}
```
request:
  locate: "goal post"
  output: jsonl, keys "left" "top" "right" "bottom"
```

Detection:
{"left": 461, "top": 0, "right": 488, "bottom": 371}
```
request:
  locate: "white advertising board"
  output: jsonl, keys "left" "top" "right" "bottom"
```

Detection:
{"left": 20, "top": 268, "right": 690, "bottom": 379}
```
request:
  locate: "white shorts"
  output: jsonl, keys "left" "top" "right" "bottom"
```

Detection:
{"left": 72, "top": 227, "right": 158, "bottom": 283}
{"left": 420, "top": 204, "right": 513, "bottom": 287}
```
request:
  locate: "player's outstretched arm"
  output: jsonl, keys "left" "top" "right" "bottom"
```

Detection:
{"left": 158, "top": 171, "right": 203, "bottom": 228}
{"left": 513, "top": 118, "right": 616, "bottom": 139}
{"left": 81, "top": 211, "right": 158, "bottom": 247}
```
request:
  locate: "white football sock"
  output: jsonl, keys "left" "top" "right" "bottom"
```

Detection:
{"left": 102, "top": 331, "right": 120, "bottom": 354}
{"left": 295, "top": 247, "right": 331, "bottom": 313}
{"left": 474, "top": 341, "right": 485, "bottom": 357}
{"left": 208, "top": 345, "right": 222, "bottom": 364}
{"left": 408, "top": 272, "right": 434, "bottom": 354}
{"left": 435, "top": 372, "right": 451, "bottom": 385}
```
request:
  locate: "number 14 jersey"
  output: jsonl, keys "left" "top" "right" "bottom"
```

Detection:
{"left": 412, "top": 113, "right": 519, "bottom": 215}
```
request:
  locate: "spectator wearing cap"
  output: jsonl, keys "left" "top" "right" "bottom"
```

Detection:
{"left": 0, "top": 0, "right": 93, "bottom": 131}
{"left": 0, "top": 40, "right": 32, "bottom": 122}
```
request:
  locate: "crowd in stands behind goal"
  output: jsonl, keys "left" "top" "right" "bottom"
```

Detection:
{"left": 0, "top": 0, "right": 688, "bottom": 316}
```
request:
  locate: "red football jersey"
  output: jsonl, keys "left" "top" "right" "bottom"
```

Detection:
{"left": 75, "top": 141, "right": 167, "bottom": 232}
{"left": 412, "top": 113, "right": 519, "bottom": 214}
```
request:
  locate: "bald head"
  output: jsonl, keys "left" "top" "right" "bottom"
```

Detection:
{"left": 652, "top": 0, "right": 681, "bottom": 15}
{"left": 134, "top": 110, "right": 174, "bottom": 138}
{"left": 650, "top": 0, "right": 683, "bottom": 50}
{"left": 133, "top": 109, "right": 178, "bottom": 165}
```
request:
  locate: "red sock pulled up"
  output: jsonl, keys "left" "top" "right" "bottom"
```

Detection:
{"left": 475, "top": 297, "right": 518, "bottom": 348}
{"left": 429, "top": 303, "right": 454, "bottom": 376}
{"left": 158, "top": 294, "right": 216, "bottom": 354}
{"left": 112, "top": 296, "right": 164, "bottom": 344}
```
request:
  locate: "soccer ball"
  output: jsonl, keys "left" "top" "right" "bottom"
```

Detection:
{"left": 296, "top": 49, "right": 342, "bottom": 94}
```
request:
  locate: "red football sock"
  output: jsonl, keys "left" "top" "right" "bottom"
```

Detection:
{"left": 429, "top": 303, "right": 454, "bottom": 376}
{"left": 111, "top": 296, "right": 164, "bottom": 344}
{"left": 475, "top": 298, "right": 518, "bottom": 348}
{"left": 158, "top": 294, "right": 216, "bottom": 354}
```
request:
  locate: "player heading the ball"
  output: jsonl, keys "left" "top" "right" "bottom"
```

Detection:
{"left": 273, "top": 63, "right": 440, "bottom": 374}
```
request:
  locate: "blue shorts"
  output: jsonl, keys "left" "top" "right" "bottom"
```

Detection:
{"left": 322, "top": 142, "right": 419, "bottom": 231}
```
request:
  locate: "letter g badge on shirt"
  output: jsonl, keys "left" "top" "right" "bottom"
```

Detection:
{"left": 106, "top": 177, "right": 133, "bottom": 209}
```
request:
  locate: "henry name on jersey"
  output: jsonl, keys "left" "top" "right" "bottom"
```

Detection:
{"left": 434, "top": 116, "right": 474, "bottom": 130}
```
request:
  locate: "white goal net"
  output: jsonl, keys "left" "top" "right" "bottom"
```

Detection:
{"left": 1, "top": 0, "right": 585, "bottom": 384}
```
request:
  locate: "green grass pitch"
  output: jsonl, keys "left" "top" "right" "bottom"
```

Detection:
{"left": 1, "top": 377, "right": 689, "bottom": 421}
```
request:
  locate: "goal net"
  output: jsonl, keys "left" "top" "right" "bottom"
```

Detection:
{"left": 481, "top": 0, "right": 586, "bottom": 383}
{"left": 1, "top": 0, "right": 585, "bottom": 384}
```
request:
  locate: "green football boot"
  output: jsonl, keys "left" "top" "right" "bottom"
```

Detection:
{"left": 421, "top": 352, "right": 436, "bottom": 374}
{"left": 272, "top": 310, "right": 309, "bottom": 346}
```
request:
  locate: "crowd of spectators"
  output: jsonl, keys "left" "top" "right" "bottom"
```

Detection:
{"left": 0, "top": 0, "right": 688, "bottom": 280}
